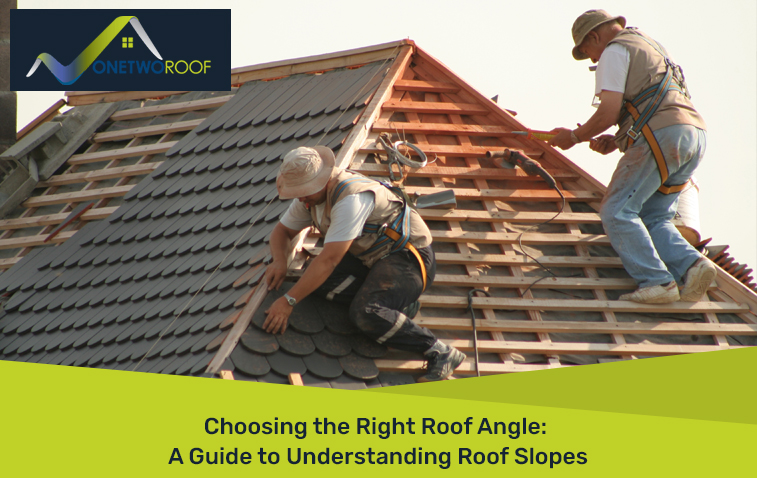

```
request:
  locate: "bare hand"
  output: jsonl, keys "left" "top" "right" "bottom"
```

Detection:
{"left": 264, "top": 261, "right": 287, "bottom": 291}
{"left": 589, "top": 134, "right": 617, "bottom": 155}
{"left": 548, "top": 128, "right": 575, "bottom": 150}
{"left": 263, "top": 297, "right": 292, "bottom": 334}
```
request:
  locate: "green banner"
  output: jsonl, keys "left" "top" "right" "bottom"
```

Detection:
{"left": 2, "top": 348, "right": 755, "bottom": 476}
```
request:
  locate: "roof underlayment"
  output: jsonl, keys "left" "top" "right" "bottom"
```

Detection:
{"left": 1, "top": 40, "right": 756, "bottom": 387}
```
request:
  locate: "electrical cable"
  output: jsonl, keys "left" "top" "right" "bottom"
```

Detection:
{"left": 516, "top": 187, "right": 566, "bottom": 296}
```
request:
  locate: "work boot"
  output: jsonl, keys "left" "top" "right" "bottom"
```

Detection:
{"left": 680, "top": 257, "right": 717, "bottom": 302}
{"left": 619, "top": 281, "right": 679, "bottom": 304}
{"left": 402, "top": 301, "right": 421, "bottom": 319}
{"left": 418, "top": 341, "right": 466, "bottom": 382}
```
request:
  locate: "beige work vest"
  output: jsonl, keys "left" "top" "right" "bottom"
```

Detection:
{"left": 311, "top": 170, "right": 432, "bottom": 267}
{"left": 608, "top": 29, "right": 706, "bottom": 152}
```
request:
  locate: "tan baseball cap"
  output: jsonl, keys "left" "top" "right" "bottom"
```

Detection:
{"left": 572, "top": 9, "right": 626, "bottom": 60}
{"left": 276, "top": 146, "right": 336, "bottom": 200}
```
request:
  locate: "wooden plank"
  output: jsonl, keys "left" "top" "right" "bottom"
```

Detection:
{"left": 0, "top": 207, "right": 118, "bottom": 230}
{"left": 206, "top": 282, "right": 268, "bottom": 374}
{"left": 440, "top": 339, "right": 738, "bottom": 356}
{"left": 206, "top": 228, "right": 311, "bottom": 374}
{"left": 418, "top": 209, "right": 602, "bottom": 224}
{"left": 92, "top": 119, "right": 204, "bottom": 142}
{"left": 382, "top": 100, "right": 489, "bottom": 116}
{"left": 110, "top": 96, "right": 233, "bottom": 121}
{"left": 68, "top": 142, "right": 177, "bottom": 165}
{"left": 428, "top": 230, "right": 610, "bottom": 246}
{"left": 17, "top": 99, "right": 67, "bottom": 141}
{"left": 44, "top": 202, "right": 93, "bottom": 243}
{"left": 393, "top": 79, "right": 459, "bottom": 93}
{"left": 21, "top": 186, "right": 133, "bottom": 208}
{"left": 335, "top": 45, "right": 414, "bottom": 169}
{"left": 0, "top": 257, "right": 22, "bottom": 269}
{"left": 0, "top": 230, "right": 76, "bottom": 250}
{"left": 354, "top": 163, "right": 579, "bottom": 181}
{"left": 376, "top": 359, "right": 561, "bottom": 375}
{"left": 231, "top": 40, "right": 411, "bottom": 84}
{"left": 219, "top": 370, "right": 235, "bottom": 380}
{"left": 303, "top": 248, "right": 626, "bottom": 268}
{"left": 712, "top": 267, "right": 757, "bottom": 315}
{"left": 308, "top": 229, "right": 609, "bottom": 246}
{"left": 414, "top": 317, "right": 757, "bottom": 335}
{"left": 288, "top": 373, "right": 304, "bottom": 386}
{"left": 419, "top": 295, "right": 750, "bottom": 314}
{"left": 404, "top": 186, "right": 601, "bottom": 201}
{"left": 374, "top": 120, "right": 516, "bottom": 137}
{"left": 360, "top": 144, "right": 543, "bottom": 159}
{"left": 66, "top": 91, "right": 189, "bottom": 107}
{"left": 38, "top": 163, "right": 160, "bottom": 187}
{"left": 432, "top": 274, "right": 637, "bottom": 290}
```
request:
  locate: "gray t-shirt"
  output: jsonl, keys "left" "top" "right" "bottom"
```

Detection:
{"left": 280, "top": 191, "right": 375, "bottom": 243}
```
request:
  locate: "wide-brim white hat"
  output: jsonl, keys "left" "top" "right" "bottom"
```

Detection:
{"left": 276, "top": 146, "right": 336, "bottom": 200}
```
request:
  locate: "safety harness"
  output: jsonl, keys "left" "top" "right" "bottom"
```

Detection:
{"left": 617, "top": 30, "right": 691, "bottom": 195}
{"left": 331, "top": 177, "right": 428, "bottom": 292}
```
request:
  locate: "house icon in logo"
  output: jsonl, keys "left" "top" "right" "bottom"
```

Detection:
{"left": 26, "top": 16, "right": 162, "bottom": 85}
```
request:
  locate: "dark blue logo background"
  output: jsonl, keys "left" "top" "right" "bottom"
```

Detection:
{"left": 11, "top": 9, "right": 231, "bottom": 91}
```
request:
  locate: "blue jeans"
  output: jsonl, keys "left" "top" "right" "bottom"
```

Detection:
{"left": 600, "top": 125, "right": 706, "bottom": 288}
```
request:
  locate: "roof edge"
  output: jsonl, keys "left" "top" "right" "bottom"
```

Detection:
{"left": 64, "top": 40, "right": 415, "bottom": 107}
{"left": 231, "top": 39, "right": 414, "bottom": 81}
{"left": 412, "top": 45, "right": 608, "bottom": 195}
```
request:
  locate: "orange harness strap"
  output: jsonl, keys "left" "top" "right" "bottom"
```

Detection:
{"left": 624, "top": 102, "right": 689, "bottom": 195}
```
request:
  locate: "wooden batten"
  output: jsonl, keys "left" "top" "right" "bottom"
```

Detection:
{"left": 66, "top": 91, "right": 189, "bottom": 107}
{"left": 21, "top": 186, "right": 133, "bottom": 208}
{"left": 92, "top": 119, "right": 204, "bottom": 142}
{"left": 110, "top": 96, "right": 234, "bottom": 121}
{"left": 38, "top": 164, "right": 160, "bottom": 187}
{"left": 420, "top": 295, "right": 749, "bottom": 314}
{"left": 416, "top": 317, "right": 754, "bottom": 335}
{"left": 68, "top": 142, "right": 177, "bottom": 165}
{"left": 17, "top": 99, "right": 67, "bottom": 141}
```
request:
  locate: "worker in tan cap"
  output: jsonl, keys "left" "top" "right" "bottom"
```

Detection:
{"left": 263, "top": 145, "right": 465, "bottom": 381}
{"left": 548, "top": 9, "right": 716, "bottom": 304}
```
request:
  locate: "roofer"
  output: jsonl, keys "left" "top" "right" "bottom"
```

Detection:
{"left": 263, "top": 146, "right": 466, "bottom": 381}
{"left": 548, "top": 10, "right": 717, "bottom": 304}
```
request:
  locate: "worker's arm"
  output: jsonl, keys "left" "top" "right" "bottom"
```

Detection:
{"left": 549, "top": 90, "right": 624, "bottom": 151}
{"left": 263, "top": 239, "right": 353, "bottom": 334}
{"left": 264, "top": 222, "right": 301, "bottom": 291}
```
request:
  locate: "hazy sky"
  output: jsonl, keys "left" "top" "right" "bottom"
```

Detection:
{"left": 15, "top": 0, "right": 757, "bottom": 270}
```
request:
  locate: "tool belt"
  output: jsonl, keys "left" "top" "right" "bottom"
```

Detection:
{"left": 332, "top": 178, "right": 428, "bottom": 292}
{"left": 618, "top": 32, "right": 690, "bottom": 195}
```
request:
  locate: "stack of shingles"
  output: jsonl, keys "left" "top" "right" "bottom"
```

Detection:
{"left": 705, "top": 244, "right": 755, "bottom": 292}
{"left": 0, "top": 62, "right": 391, "bottom": 376}
{"left": 225, "top": 283, "right": 417, "bottom": 389}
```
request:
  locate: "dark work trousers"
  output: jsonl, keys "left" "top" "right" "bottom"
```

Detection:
{"left": 312, "top": 245, "right": 438, "bottom": 354}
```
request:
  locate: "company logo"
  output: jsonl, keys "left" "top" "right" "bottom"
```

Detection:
{"left": 11, "top": 9, "right": 230, "bottom": 92}
{"left": 26, "top": 16, "right": 163, "bottom": 85}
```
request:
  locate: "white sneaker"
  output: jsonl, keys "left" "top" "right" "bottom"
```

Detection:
{"left": 619, "top": 281, "right": 679, "bottom": 304}
{"left": 680, "top": 257, "right": 717, "bottom": 302}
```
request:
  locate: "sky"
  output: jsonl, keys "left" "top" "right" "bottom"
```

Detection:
{"left": 14, "top": 0, "right": 757, "bottom": 270}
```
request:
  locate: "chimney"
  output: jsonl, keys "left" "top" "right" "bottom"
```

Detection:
{"left": 0, "top": 0, "right": 18, "bottom": 156}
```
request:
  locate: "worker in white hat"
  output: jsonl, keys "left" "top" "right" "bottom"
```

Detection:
{"left": 263, "top": 146, "right": 465, "bottom": 382}
{"left": 548, "top": 9, "right": 716, "bottom": 304}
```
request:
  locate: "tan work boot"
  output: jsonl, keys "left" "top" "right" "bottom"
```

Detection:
{"left": 619, "top": 281, "right": 679, "bottom": 304}
{"left": 680, "top": 257, "right": 717, "bottom": 302}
